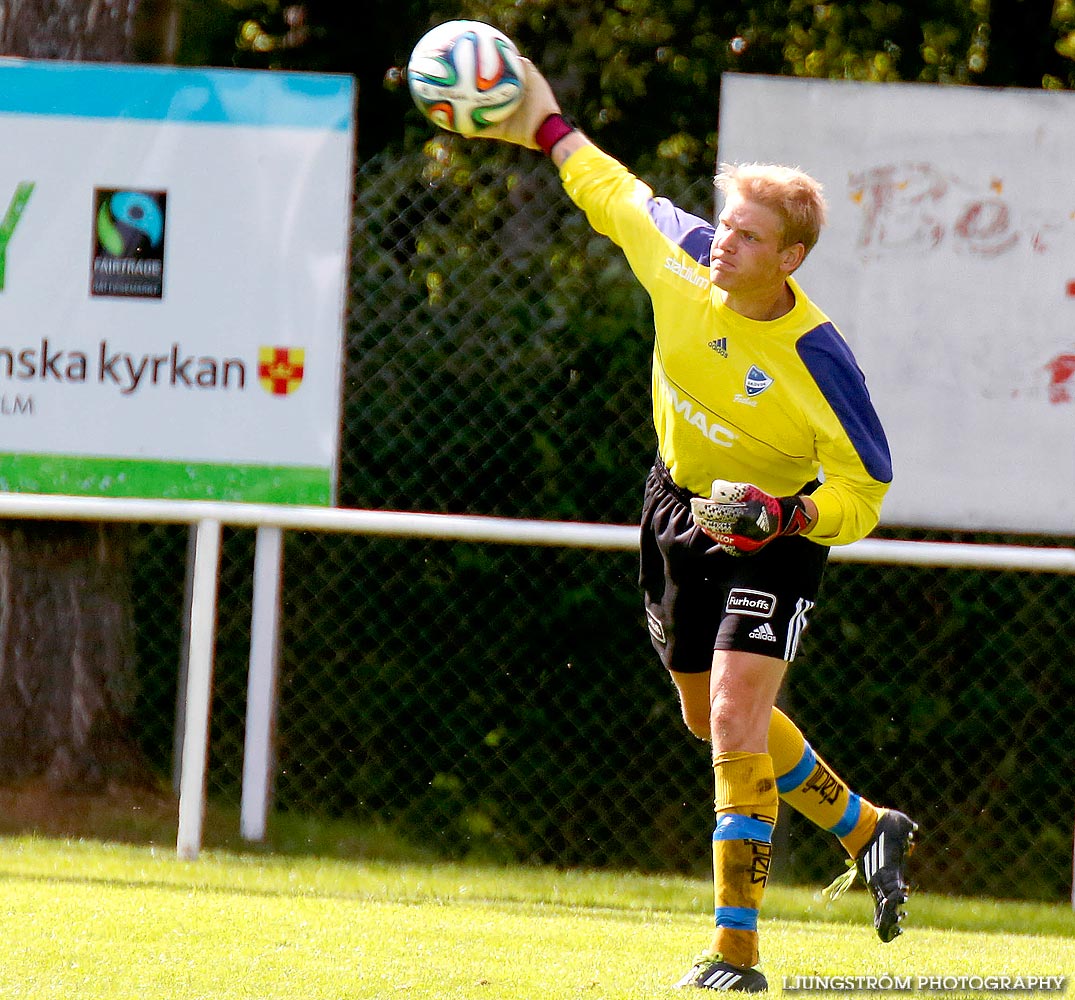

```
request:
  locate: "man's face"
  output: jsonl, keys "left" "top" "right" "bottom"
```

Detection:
{"left": 709, "top": 193, "right": 799, "bottom": 296}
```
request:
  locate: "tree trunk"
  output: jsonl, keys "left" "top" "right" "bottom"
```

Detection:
{"left": 0, "top": 0, "right": 148, "bottom": 791}
{"left": 0, "top": 0, "right": 139, "bottom": 60}
{"left": 0, "top": 524, "right": 141, "bottom": 788}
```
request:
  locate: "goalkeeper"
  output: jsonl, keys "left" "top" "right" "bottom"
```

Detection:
{"left": 471, "top": 60, "right": 916, "bottom": 992}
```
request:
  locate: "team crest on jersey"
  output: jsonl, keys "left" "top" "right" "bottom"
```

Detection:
{"left": 744, "top": 365, "right": 774, "bottom": 397}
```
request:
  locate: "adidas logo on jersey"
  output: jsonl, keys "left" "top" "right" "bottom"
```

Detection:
{"left": 748, "top": 622, "right": 778, "bottom": 642}
{"left": 708, "top": 337, "right": 728, "bottom": 357}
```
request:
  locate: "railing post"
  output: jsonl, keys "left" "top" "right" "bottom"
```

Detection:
{"left": 173, "top": 524, "right": 199, "bottom": 794}
{"left": 176, "top": 517, "right": 222, "bottom": 861}
{"left": 240, "top": 524, "right": 284, "bottom": 842}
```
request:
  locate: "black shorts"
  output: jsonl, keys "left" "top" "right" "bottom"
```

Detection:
{"left": 639, "top": 459, "right": 829, "bottom": 673}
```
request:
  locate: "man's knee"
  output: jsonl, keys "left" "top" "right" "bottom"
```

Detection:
{"left": 709, "top": 650, "right": 787, "bottom": 752}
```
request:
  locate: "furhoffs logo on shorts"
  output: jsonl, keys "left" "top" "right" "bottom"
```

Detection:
{"left": 725, "top": 588, "right": 777, "bottom": 618}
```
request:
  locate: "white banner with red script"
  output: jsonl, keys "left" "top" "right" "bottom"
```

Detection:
{"left": 719, "top": 74, "right": 1075, "bottom": 535}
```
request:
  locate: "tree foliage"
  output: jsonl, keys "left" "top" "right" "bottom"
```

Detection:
{"left": 166, "top": 1, "right": 1075, "bottom": 170}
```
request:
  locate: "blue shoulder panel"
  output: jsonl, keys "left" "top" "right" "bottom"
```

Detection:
{"left": 797, "top": 323, "right": 893, "bottom": 484}
{"left": 647, "top": 198, "right": 713, "bottom": 265}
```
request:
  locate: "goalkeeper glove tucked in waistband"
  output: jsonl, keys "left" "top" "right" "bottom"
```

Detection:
{"left": 690, "top": 480, "right": 813, "bottom": 556}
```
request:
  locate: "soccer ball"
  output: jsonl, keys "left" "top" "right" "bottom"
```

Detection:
{"left": 407, "top": 20, "right": 525, "bottom": 137}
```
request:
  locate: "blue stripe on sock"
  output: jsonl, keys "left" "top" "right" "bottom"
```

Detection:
{"left": 715, "top": 905, "right": 759, "bottom": 931}
{"left": 776, "top": 741, "right": 817, "bottom": 794}
{"left": 828, "top": 792, "right": 862, "bottom": 837}
{"left": 713, "top": 814, "right": 774, "bottom": 843}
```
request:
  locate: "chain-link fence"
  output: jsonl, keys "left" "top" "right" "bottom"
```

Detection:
{"left": 126, "top": 140, "right": 1074, "bottom": 903}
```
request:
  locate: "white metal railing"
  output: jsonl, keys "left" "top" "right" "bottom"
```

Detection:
{"left": 1, "top": 491, "right": 1073, "bottom": 863}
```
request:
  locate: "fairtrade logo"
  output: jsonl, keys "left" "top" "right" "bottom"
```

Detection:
{"left": 97, "top": 191, "right": 164, "bottom": 256}
{"left": 91, "top": 188, "right": 167, "bottom": 299}
{"left": 744, "top": 364, "right": 774, "bottom": 397}
{"left": 258, "top": 347, "right": 305, "bottom": 396}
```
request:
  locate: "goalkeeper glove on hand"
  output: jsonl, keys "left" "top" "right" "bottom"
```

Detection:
{"left": 689, "top": 480, "right": 814, "bottom": 557}
{"left": 469, "top": 58, "right": 561, "bottom": 150}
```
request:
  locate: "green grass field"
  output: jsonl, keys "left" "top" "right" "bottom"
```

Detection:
{"left": 0, "top": 833, "right": 1070, "bottom": 999}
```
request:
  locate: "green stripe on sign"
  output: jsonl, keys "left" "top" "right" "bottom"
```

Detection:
{"left": 0, "top": 454, "right": 332, "bottom": 506}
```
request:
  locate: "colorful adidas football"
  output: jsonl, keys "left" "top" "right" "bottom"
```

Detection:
{"left": 407, "top": 20, "right": 525, "bottom": 137}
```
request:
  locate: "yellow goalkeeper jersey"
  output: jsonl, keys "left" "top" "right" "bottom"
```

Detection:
{"left": 560, "top": 144, "right": 891, "bottom": 546}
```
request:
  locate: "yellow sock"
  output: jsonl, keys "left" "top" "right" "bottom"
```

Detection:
{"left": 708, "top": 751, "right": 777, "bottom": 969}
{"left": 767, "top": 707, "right": 879, "bottom": 857}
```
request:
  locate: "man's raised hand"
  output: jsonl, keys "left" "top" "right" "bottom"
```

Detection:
{"left": 471, "top": 58, "right": 561, "bottom": 149}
